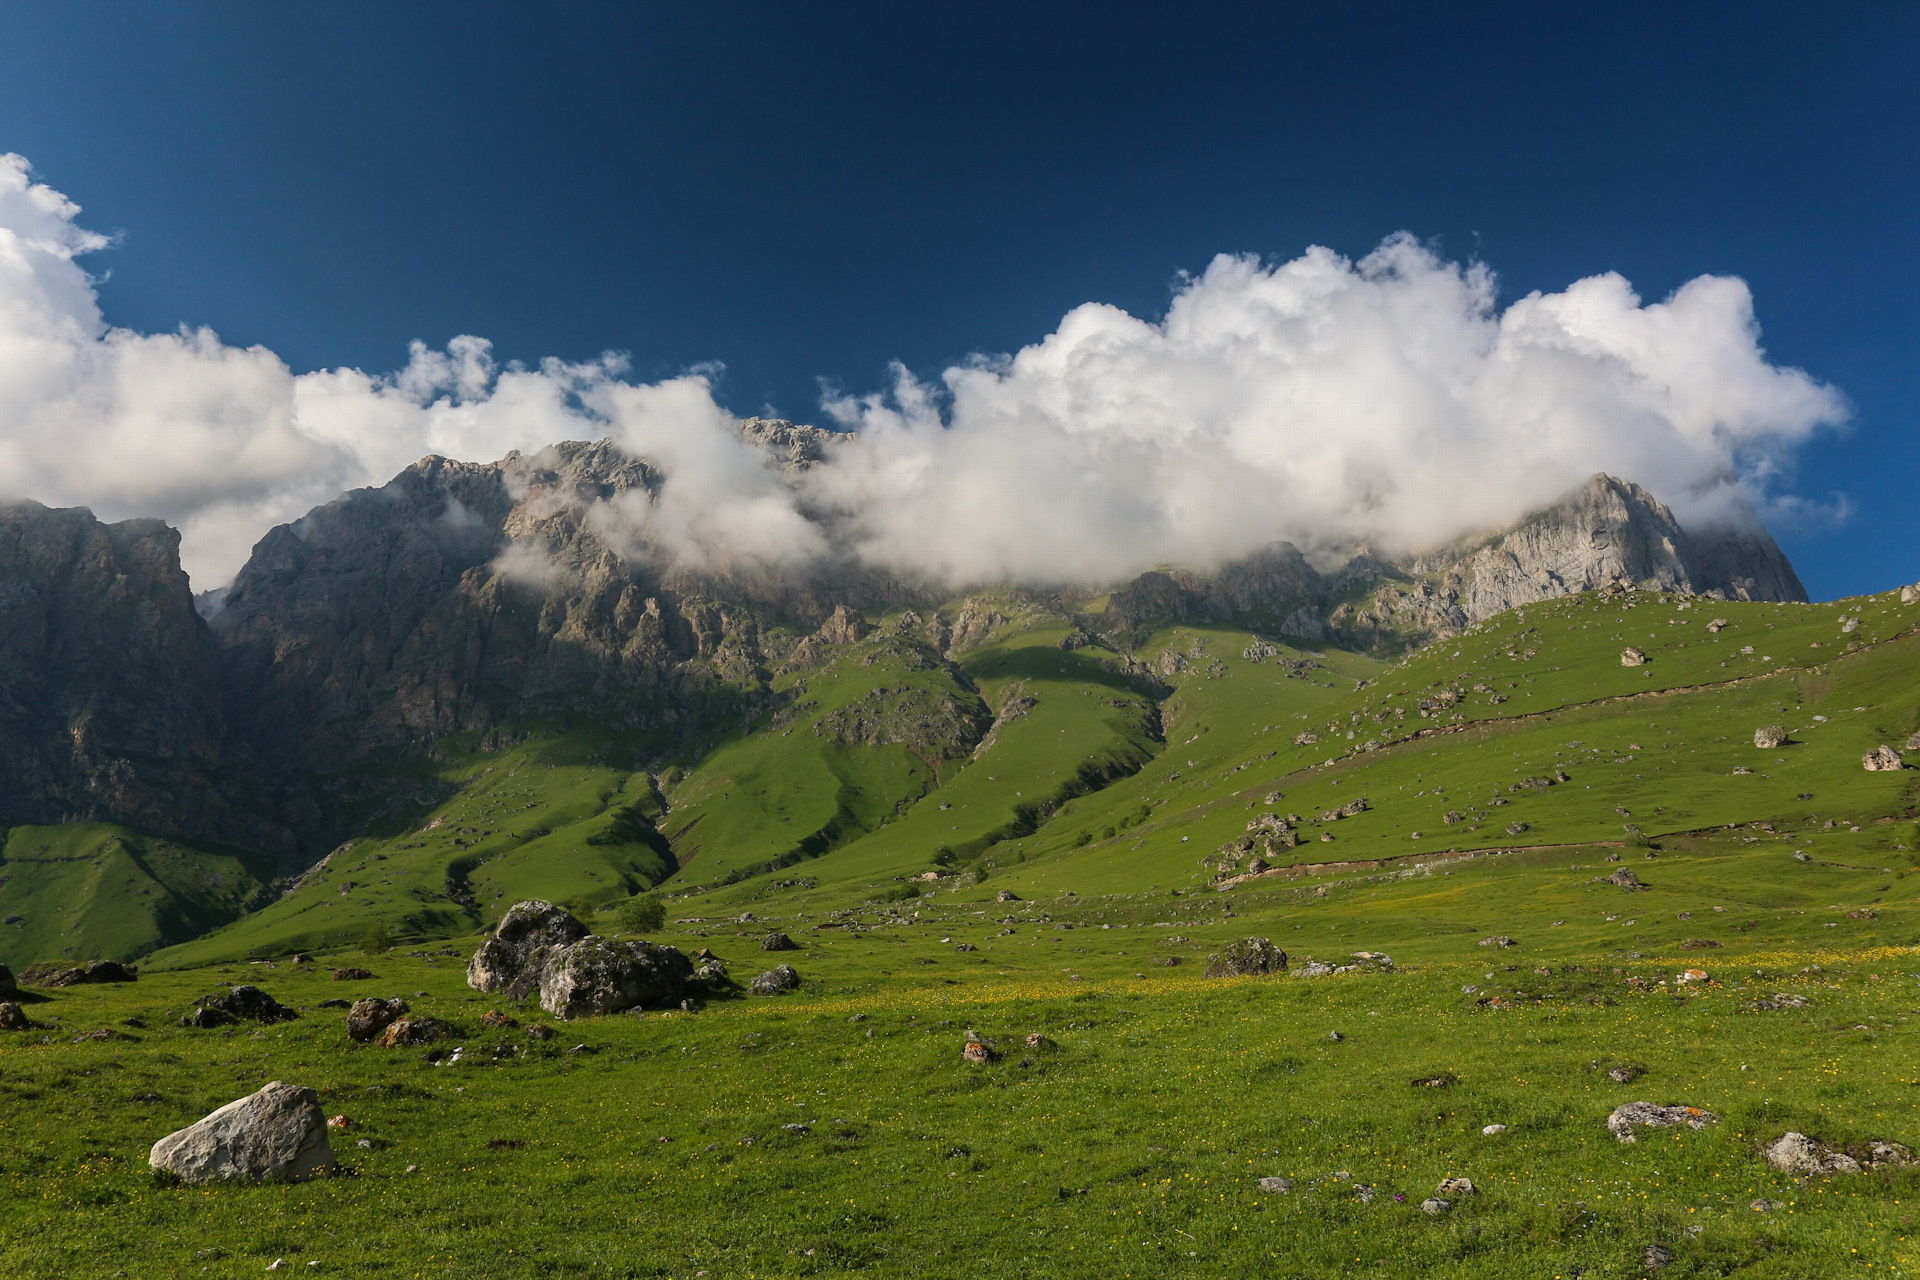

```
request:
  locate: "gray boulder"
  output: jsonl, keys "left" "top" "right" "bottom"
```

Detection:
{"left": 1608, "top": 868, "right": 1646, "bottom": 889}
{"left": 1754, "top": 725, "right": 1787, "bottom": 749}
{"left": 1864, "top": 745, "right": 1906, "bottom": 772}
{"left": 0, "top": 1001, "right": 26, "bottom": 1030}
{"left": 1763, "top": 1131, "right": 1911, "bottom": 1175}
{"left": 760, "top": 932, "right": 799, "bottom": 952}
{"left": 189, "top": 985, "right": 297, "bottom": 1025}
{"left": 346, "top": 997, "right": 408, "bottom": 1043}
{"left": 1620, "top": 647, "right": 1648, "bottom": 667}
{"left": 1907, "top": 731, "right": 1920, "bottom": 751}
{"left": 1606, "top": 1101, "right": 1717, "bottom": 1143}
{"left": 1203, "top": 937, "right": 1288, "bottom": 978}
{"left": 466, "top": 900, "right": 591, "bottom": 996}
{"left": 538, "top": 937, "right": 696, "bottom": 1020}
{"left": 1478, "top": 936, "right": 1517, "bottom": 948}
{"left": 149, "top": 1081, "right": 335, "bottom": 1184}
{"left": 750, "top": 965, "right": 801, "bottom": 995}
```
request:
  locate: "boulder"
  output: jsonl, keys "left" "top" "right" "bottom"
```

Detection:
{"left": 1642, "top": 1243, "right": 1677, "bottom": 1272}
{"left": 480, "top": 1009, "right": 518, "bottom": 1029}
{"left": 538, "top": 937, "right": 697, "bottom": 1019}
{"left": 1436, "top": 1177, "right": 1476, "bottom": 1197}
{"left": 466, "top": 900, "right": 591, "bottom": 996}
{"left": 1606, "top": 1102, "right": 1717, "bottom": 1143}
{"left": 1478, "top": 936, "right": 1517, "bottom": 948}
{"left": 1907, "top": 731, "right": 1920, "bottom": 751}
{"left": 1620, "top": 647, "right": 1648, "bottom": 667}
{"left": 1420, "top": 1198, "right": 1451, "bottom": 1215}
{"left": 1863, "top": 745, "right": 1906, "bottom": 772}
{"left": 1256, "top": 1176, "right": 1292, "bottom": 1193}
{"left": 1203, "top": 937, "right": 1288, "bottom": 978}
{"left": 23, "top": 960, "right": 137, "bottom": 987}
{"left": 960, "top": 1040, "right": 997, "bottom": 1064}
{"left": 189, "top": 986, "right": 297, "bottom": 1026}
{"left": 0, "top": 1001, "right": 26, "bottom": 1030}
{"left": 1754, "top": 725, "right": 1787, "bottom": 749}
{"left": 1763, "top": 1131, "right": 1911, "bottom": 1175}
{"left": 148, "top": 1081, "right": 335, "bottom": 1184}
{"left": 346, "top": 997, "right": 408, "bottom": 1043}
{"left": 1607, "top": 868, "right": 1646, "bottom": 889}
{"left": 760, "top": 932, "right": 799, "bottom": 952}
{"left": 1902, "top": 584, "right": 1919, "bottom": 604}
{"left": 996, "top": 890, "right": 1022, "bottom": 902}
{"left": 750, "top": 965, "right": 801, "bottom": 996}
{"left": 378, "top": 1016, "right": 440, "bottom": 1048}
{"left": 331, "top": 967, "right": 374, "bottom": 981}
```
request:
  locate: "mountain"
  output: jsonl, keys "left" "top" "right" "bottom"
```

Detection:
{"left": 0, "top": 428, "right": 1819, "bottom": 962}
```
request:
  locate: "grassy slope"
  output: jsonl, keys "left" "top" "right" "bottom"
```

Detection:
{"left": 0, "top": 823, "right": 277, "bottom": 969}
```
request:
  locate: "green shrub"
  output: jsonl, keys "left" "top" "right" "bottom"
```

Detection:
{"left": 360, "top": 922, "right": 391, "bottom": 955}
{"left": 616, "top": 893, "right": 666, "bottom": 934}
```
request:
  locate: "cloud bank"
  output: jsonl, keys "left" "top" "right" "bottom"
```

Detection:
{"left": 0, "top": 154, "right": 1847, "bottom": 589}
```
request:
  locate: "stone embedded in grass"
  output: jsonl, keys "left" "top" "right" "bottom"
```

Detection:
{"left": 1478, "top": 936, "right": 1517, "bottom": 949}
{"left": 1908, "top": 731, "right": 1920, "bottom": 751}
{"left": 1752, "top": 1197, "right": 1785, "bottom": 1212}
{"left": 760, "top": 932, "right": 799, "bottom": 952}
{"left": 996, "top": 890, "right": 1021, "bottom": 902}
{"left": 1202, "top": 937, "right": 1287, "bottom": 978}
{"left": 331, "top": 967, "right": 374, "bottom": 981}
{"left": 1256, "top": 1176, "right": 1292, "bottom": 1193}
{"left": 346, "top": 997, "right": 408, "bottom": 1042}
{"left": 525, "top": 1023, "right": 554, "bottom": 1041}
{"left": 0, "top": 1001, "right": 26, "bottom": 1030}
{"left": 186, "top": 986, "right": 297, "bottom": 1028}
{"left": 1607, "top": 868, "right": 1646, "bottom": 889}
{"left": 1606, "top": 1064, "right": 1646, "bottom": 1084}
{"left": 961, "top": 1039, "right": 998, "bottom": 1064}
{"left": 1620, "top": 647, "right": 1648, "bottom": 667}
{"left": 750, "top": 965, "right": 801, "bottom": 996}
{"left": 1481, "top": 1124, "right": 1507, "bottom": 1135}
{"left": 1763, "top": 1132, "right": 1912, "bottom": 1175}
{"left": 149, "top": 1080, "right": 335, "bottom": 1184}
{"left": 540, "top": 937, "right": 699, "bottom": 1019}
{"left": 1642, "top": 1243, "right": 1677, "bottom": 1272}
{"left": 379, "top": 1016, "right": 440, "bottom": 1048}
{"left": 1410, "top": 1073, "right": 1457, "bottom": 1090}
{"left": 1863, "top": 745, "right": 1906, "bottom": 772}
{"left": 1420, "top": 1197, "right": 1451, "bottom": 1215}
{"left": 480, "top": 1009, "right": 518, "bottom": 1029}
{"left": 1754, "top": 725, "right": 1787, "bottom": 749}
{"left": 1436, "top": 1177, "right": 1476, "bottom": 1197}
{"left": 1606, "top": 1102, "right": 1716, "bottom": 1143}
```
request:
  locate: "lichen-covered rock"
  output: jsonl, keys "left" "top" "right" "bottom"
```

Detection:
{"left": 1620, "top": 647, "right": 1648, "bottom": 667}
{"left": 149, "top": 1081, "right": 335, "bottom": 1184}
{"left": 191, "top": 986, "right": 297, "bottom": 1025}
{"left": 467, "top": 900, "right": 591, "bottom": 996}
{"left": 1763, "top": 1132, "right": 1910, "bottom": 1175}
{"left": 750, "top": 965, "right": 801, "bottom": 996}
{"left": 0, "top": 1001, "right": 27, "bottom": 1030}
{"left": 346, "top": 997, "right": 408, "bottom": 1043}
{"left": 1203, "top": 937, "right": 1288, "bottom": 978}
{"left": 379, "top": 1016, "right": 440, "bottom": 1048}
{"left": 1606, "top": 1102, "right": 1717, "bottom": 1143}
{"left": 1754, "top": 725, "right": 1787, "bottom": 749}
{"left": 1608, "top": 868, "right": 1646, "bottom": 889}
{"left": 760, "top": 932, "right": 799, "bottom": 952}
{"left": 1863, "top": 745, "right": 1905, "bottom": 772}
{"left": 538, "top": 937, "right": 697, "bottom": 1019}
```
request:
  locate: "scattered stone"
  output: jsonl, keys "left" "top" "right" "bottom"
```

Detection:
{"left": 955, "top": 943, "right": 977, "bottom": 952}
{"left": 1481, "top": 1124, "right": 1507, "bottom": 1135}
{"left": 1607, "top": 868, "right": 1646, "bottom": 889}
{"left": 1908, "top": 731, "right": 1920, "bottom": 752}
{"left": 1606, "top": 1102, "right": 1717, "bottom": 1143}
{"left": 961, "top": 1039, "right": 998, "bottom": 1064}
{"left": 0, "top": 1001, "right": 26, "bottom": 1030}
{"left": 1751, "top": 1197, "right": 1784, "bottom": 1212}
{"left": 750, "top": 965, "right": 801, "bottom": 996}
{"left": 189, "top": 986, "right": 297, "bottom": 1026}
{"left": 1792, "top": 851, "right": 1811, "bottom": 862}
{"left": 1328, "top": 1030, "right": 1344, "bottom": 1042}
{"left": 1353, "top": 1184, "right": 1376, "bottom": 1203}
{"left": 525, "top": 1023, "right": 554, "bottom": 1041}
{"left": 1749, "top": 993, "right": 1812, "bottom": 1011}
{"left": 1754, "top": 725, "right": 1787, "bottom": 749}
{"left": 1620, "top": 647, "right": 1648, "bottom": 667}
{"left": 378, "top": 1017, "right": 440, "bottom": 1048}
{"left": 480, "top": 1009, "right": 518, "bottom": 1029}
{"left": 1707, "top": 617, "right": 1729, "bottom": 632}
{"left": 996, "top": 890, "right": 1021, "bottom": 902}
{"left": 346, "top": 998, "right": 408, "bottom": 1043}
{"left": 1024, "top": 1033, "right": 1052, "bottom": 1051}
{"left": 1863, "top": 745, "right": 1905, "bottom": 772}
{"left": 1202, "top": 937, "right": 1288, "bottom": 978}
{"left": 1903, "top": 585, "right": 1919, "bottom": 604}
{"left": 1256, "top": 1176, "right": 1292, "bottom": 1193}
{"left": 760, "top": 932, "right": 799, "bottom": 952}
{"left": 1763, "top": 1131, "right": 1911, "bottom": 1175}
{"left": 1642, "top": 1243, "right": 1677, "bottom": 1272}
{"left": 1420, "top": 1198, "right": 1451, "bottom": 1215}
{"left": 330, "top": 968, "right": 374, "bottom": 982}
{"left": 148, "top": 1081, "right": 335, "bottom": 1184}
{"left": 1505, "top": 821, "right": 1529, "bottom": 836}
{"left": 1436, "top": 1177, "right": 1476, "bottom": 1196}
{"left": 1606, "top": 1064, "right": 1646, "bottom": 1084}
{"left": 1478, "top": 936, "right": 1517, "bottom": 949}
{"left": 1410, "top": 1073, "right": 1457, "bottom": 1090}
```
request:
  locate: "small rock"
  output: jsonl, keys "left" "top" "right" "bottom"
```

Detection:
{"left": 1353, "top": 1184, "right": 1376, "bottom": 1203}
{"left": 1642, "top": 1242, "right": 1677, "bottom": 1272}
{"left": 1478, "top": 935, "right": 1517, "bottom": 948}
{"left": 1256, "top": 1176, "right": 1292, "bottom": 1193}
{"left": 1328, "top": 1030, "right": 1344, "bottom": 1042}
{"left": 378, "top": 1016, "right": 440, "bottom": 1048}
{"left": 1481, "top": 1124, "right": 1507, "bottom": 1135}
{"left": 1761, "top": 1131, "right": 1908, "bottom": 1175}
{"left": 346, "top": 997, "right": 408, "bottom": 1043}
{"left": 1607, "top": 868, "right": 1646, "bottom": 889}
{"left": 781, "top": 1123, "right": 811, "bottom": 1134}
{"left": 0, "top": 1002, "right": 28, "bottom": 1030}
{"left": 1754, "top": 725, "right": 1787, "bottom": 749}
{"left": 1202, "top": 937, "right": 1288, "bottom": 978}
{"left": 1620, "top": 647, "right": 1648, "bottom": 667}
{"left": 480, "top": 1009, "right": 518, "bottom": 1029}
{"left": 750, "top": 965, "right": 800, "bottom": 996}
{"left": 760, "top": 932, "right": 799, "bottom": 952}
{"left": 1792, "top": 851, "right": 1811, "bottom": 862}
{"left": 961, "top": 1040, "right": 998, "bottom": 1064}
{"left": 1606, "top": 1064, "right": 1646, "bottom": 1084}
{"left": 996, "top": 890, "right": 1022, "bottom": 902}
{"left": 330, "top": 968, "right": 374, "bottom": 982}
{"left": 1420, "top": 1197, "right": 1451, "bottom": 1215}
{"left": 1751, "top": 1197, "right": 1785, "bottom": 1212}
{"left": 525, "top": 1023, "right": 554, "bottom": 1041}
{"left": 190, "top": 986, "right": 297, "bottom": 1026}
{"left": 1606, "top": 1101, "right": 1717, "bottom": 1143}
{"left": 149, "top": 1081, "right": 335, "bottom": 1183}
{"left": 1436, "top": 1177, "right": 1475, "bottom": 1197}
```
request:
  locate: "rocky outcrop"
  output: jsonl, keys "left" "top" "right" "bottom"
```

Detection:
{"left": 0, "top": 502, "right": 286, "bottom": 851}
{"left": 148, "top": 1080, "right": 335, "bottom": 1183}
{"left": 466, "top": 900, "right": 697, "bottom": 1018}
{"left": 185, "top": 985, "right": 297, "bottom": 1027}
{"left": 1763, "top": 1132, "right": 1911, "bottom": 1176}
{"left": 467, "top": 900, "right": 591, "bottom": 996}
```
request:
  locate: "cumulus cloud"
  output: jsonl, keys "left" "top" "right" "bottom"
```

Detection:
{"left": 811, "top": 236, "right": 1846, "bottom": 584}
{"left": 0, "top": 156, "right": 1848, "bottom": 592}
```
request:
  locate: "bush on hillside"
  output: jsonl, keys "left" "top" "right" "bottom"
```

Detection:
{"left": 616, "top": 893, "right": 666, "bottom": 934}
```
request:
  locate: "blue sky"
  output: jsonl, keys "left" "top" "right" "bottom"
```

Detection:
{"left": 0, "top": 1, "right": 1913, "bottom": 597}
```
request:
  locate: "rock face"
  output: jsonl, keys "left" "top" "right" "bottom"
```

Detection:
{"left": 148, "top": 1081, "right": 335, "bottom": 1183}
{"left": 1606, "top": 1102, "right": 1718, "bottom": 1143}
{"left": 0, "top": 502, "right": 287, "bottom": 852}
{"left": 1203, "top": 937, "right": 1288, "bottom": 978}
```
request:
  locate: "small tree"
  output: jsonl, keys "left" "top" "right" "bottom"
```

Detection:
{"left": 616, "top": 892, "right": 666, "bottom": 934}
{"left": 360, "top": 922, "right": 391, "bottom": 955}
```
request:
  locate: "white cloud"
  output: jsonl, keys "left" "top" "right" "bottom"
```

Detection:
{"left": 0, "top": 157, "right": 1848, "bottom": 593}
